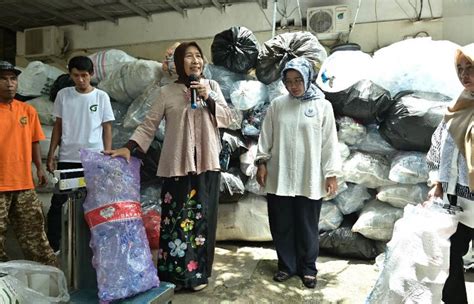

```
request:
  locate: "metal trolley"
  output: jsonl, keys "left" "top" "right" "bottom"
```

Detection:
{"left": 53, "top": 168, "right": 96, "bottom": 292}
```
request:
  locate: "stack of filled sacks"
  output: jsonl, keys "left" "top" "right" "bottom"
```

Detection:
{"left": 313, "top": 37, "right": 462, "bottom": 259}
{"left": 209, "top": 33, "right": 456, "bottom": 260}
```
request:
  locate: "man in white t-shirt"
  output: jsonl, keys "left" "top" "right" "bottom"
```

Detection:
{"left": 46, "top": 56, "right": 115, "bottom": 251}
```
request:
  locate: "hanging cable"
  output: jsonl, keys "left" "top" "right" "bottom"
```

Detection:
{"left": 394, "top": 0, "right": 415, "bottom": 21}
{"left": 427, "top": 0, "right": 434, "bottom": 19}
{"left": 272, "top": 0, "right": 278, "bottom": 37}
{"left": 258, "top": 2, "right": 273, "bottom": 29}
{"left": 296, "top": 0, "right": 303, "bottom": 30}
{"left": 348, "top": 0, "right": 362, "bottom": 39}
{"left": 408, "top": 0, "right": 419, "bottom": 19}
{"left": 417, "top": 0, "right": 424, "bottom": 21}
{"left": 375, "top": 0, "right": 380, "bottom": 50}
{"left": 276, "top": 0, "right": 297, "bottom": 26}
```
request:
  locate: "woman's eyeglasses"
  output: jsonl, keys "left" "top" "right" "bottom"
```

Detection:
{"left": 283, "top": 78, "right": 304, "bottom": 87}
{"left": 457, "top": 65, "right": 474, "bottom": 77}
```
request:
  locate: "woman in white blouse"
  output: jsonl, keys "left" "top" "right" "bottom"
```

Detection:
{"left": 427, "top": 43, "right": 474, "bottom": 304}
{"left": 255, "top": 57, "right": 341, "bottom": 288}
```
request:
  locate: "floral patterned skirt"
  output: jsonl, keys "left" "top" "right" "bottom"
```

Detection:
{"left": 157, "top": 171, "right": 220, "bottom": 288}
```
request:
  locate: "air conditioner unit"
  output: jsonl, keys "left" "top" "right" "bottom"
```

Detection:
{"left": 24, "top": 26, "right": 64, "bottom": 58}
{"left": 307, "top": 5, "right": 350, "bottom": 40}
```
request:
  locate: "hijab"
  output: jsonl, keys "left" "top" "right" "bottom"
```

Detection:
{"left": 173, "top": 41, "right": 204, "bottom": 87}
{"left": 281, "top": 57, "right": 324, "bottom": 101}
{"left": 444, "top": 43, "right": 474, "bottom": 190}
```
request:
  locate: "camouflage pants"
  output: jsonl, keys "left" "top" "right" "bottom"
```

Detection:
{"left": 0, "top": 190, "right": 57, "bottom": 266}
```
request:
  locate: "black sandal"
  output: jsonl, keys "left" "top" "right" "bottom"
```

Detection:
{"left": 302, "top": 275, "right": 317, "bottom": 288}
{"left": 273, "top": 271, "right": 291, "bottom": 282}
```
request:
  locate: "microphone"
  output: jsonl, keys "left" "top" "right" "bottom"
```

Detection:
{"left": 189, "top": 74, "right": 199, "bottom": 109}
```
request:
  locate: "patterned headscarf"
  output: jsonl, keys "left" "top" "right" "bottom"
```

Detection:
{"left": 281, "top": 57, "right": 323, "bottom": 102}
{"left": 173, "top": 41, "right": 204, "bottom": 87}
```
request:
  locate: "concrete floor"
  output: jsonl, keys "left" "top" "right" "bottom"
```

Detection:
{"left": 172, "top": 243, "right": 474, "bottom": 304}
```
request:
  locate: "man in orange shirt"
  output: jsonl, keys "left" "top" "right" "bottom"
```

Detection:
{"left": 0, "top": 61, "right": 56, "bottom": 266}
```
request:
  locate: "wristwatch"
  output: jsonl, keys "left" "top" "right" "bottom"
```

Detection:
{"left": 255, "top": 159, "right": 267, "bottom": 166}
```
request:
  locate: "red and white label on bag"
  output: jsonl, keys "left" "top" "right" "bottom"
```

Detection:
{"left": 85, "top": 201, "right": 142, "bottom": 229}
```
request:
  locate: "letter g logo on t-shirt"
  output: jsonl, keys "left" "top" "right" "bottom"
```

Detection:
{"left": 89, "top": 104, "right": 98, "bottom": 112}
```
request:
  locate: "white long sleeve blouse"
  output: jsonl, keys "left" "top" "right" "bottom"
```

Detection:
{"left": 427, "top": 121, "right": 474, "bottom": 228}
{"left": 256, "top": 93, "right": 342, "bottom": 200}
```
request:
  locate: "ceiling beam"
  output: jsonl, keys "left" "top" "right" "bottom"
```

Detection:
{"left": 0, "top": 23, "right": 22, "bottom": 32}
{"left": 0, "top": 4, "right": 29, "bottom": 31}
{"left": 118, "top": 0, "right": 151, "bottom": 20}
{"left": 210, "top": 0, "right": 224, "bottom": 12}
{"left": 3, "top": 2, "right": 61, "bottom": 31}
{"left": 71, "top": 0, "right": 118, "bottom": 25}
{"left": 164, "top": 0, "right": 186, "bottom": 16}
{"left": 24, "top": 0, "right": 86, "bottom": 28}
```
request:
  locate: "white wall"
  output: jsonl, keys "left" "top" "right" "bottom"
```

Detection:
{"left": 15, "top": 0, "right": 473, "bottom": 65}
{"left": 443, "top": 0, "right": 474, "bottom": 45}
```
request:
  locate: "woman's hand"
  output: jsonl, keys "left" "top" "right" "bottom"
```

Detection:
{"left": 190, "top": 80, "right": 211, "bottom": 100}
{"left": 427, "top": 182, "right": 443, "bottom": 199}
{"left": 325, "top": 176, "right": 338, "bottom": 196}
{"left": 256, "top": 164, "right": 267, "bottom": 187}
{"left": 103, "top": 148, "right": 131, "bottom": 163}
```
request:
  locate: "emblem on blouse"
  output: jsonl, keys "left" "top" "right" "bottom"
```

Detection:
{"left": 19, "top": 116, "right": 28, "bottom": 125}
{"left": 304, "top": 108, "right": 316, "bottom": 117}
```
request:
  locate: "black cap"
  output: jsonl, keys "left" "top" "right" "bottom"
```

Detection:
{"left": 0, "top": 61, "right": 21, "bottom": 75}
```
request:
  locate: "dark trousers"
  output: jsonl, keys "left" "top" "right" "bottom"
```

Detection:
{"left": 267, "top": 193, "right": 322, "bottom": 277}
{"left": 442, "top": 222, "right": 473, "bottom": 304}
{"left": 46, "top": 162, "right": 82, "bottom": 251}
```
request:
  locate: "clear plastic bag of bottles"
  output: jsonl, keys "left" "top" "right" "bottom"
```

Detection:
{"left": 80, "top": 149, "right": 159, "bottom": 303}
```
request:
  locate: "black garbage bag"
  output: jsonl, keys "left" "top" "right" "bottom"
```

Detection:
{"left": 379, "top": 91, "right": 451, "bottom": 152}
{"left": 49, "top": 74, "right": 75, "bottom": 102}
{"left": 211, "top": 26, "right": 260, "bottom": 74}
{"left": 110, "top": 100, "right": 129, "bottom": 123}
{"left": 219, "top": 167, "right": 247, "bottom": 204}
{"left": 111, "top": 123, "right": 134, "bottom": 149}
{"left": 319, "top": 214, "right": 383, "bottom": 260}
{"left": 203, "top": 64, "right": 247, "bottom": 101}
{"left": 241, "top": 101, "right": 271, "bottom": 137}
{"left": 136, "top": 139, "right": 162, "bottom": 185}
{"left": 219, "top": 141, "right": 233, "bottom": 171}
{"left": 14, "top": 94, "right": 37, "bottom": 102}
{"left": 256, "top": 31, "right": 327, "bottom": 85}
{"left": 219, "top": 129, "right": 247, "bottom": 171}
{"left": 324, "top": 79, "right": 394, "bottom": 124}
